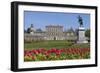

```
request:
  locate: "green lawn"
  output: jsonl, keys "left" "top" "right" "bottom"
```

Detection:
{"left": 24, "top": 40, "right": 90, "bottom": 50}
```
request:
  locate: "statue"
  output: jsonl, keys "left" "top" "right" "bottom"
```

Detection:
{"left": 78, "top": 15, "right": 83, "bottom": 27}
{"left": 77, "top": 15, "right": 88, "bottom": 43}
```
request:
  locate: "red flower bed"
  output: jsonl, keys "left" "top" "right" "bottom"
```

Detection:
{"left": 24, "top": 48, "right": 90, "bottom": 61}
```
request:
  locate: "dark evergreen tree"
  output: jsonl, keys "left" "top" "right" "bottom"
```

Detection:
{"left": 27, "top": 28, "right": 31, "bottom": 33}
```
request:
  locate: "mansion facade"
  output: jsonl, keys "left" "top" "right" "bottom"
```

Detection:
{"left": 24, "top": 24, "right": 77, "bottom": 41}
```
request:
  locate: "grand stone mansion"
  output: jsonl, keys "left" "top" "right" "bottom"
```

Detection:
{"left": 24, "top": 24, "right": 77, "bottom": 41}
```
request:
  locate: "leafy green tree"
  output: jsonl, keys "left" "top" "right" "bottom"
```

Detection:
{"left": 85, "top": 29, "right": 90, "bottom": 42}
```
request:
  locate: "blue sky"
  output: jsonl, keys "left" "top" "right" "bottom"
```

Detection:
{"left": 24, "top": 11, "right": 90, "bottom": 31}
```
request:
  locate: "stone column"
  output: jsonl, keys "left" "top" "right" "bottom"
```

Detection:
{"left": 77, "top": 27, "right": 88, "bottom": 43}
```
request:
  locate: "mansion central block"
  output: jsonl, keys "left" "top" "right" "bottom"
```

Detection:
{"left": 24, "top": 24, "right": 77, "bottom": 41}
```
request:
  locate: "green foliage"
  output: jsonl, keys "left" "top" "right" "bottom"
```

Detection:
{"left": 83, "top": 53, "right": 90, "bottom": 59}
{"left": 24, "top": 56, "right": 33, "bottom": 61}
{"left": 85, "top": 29, "right": 90, "bottom": 42}
{"left": 27, "top": 28, "right": 31, "bottom": 33}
